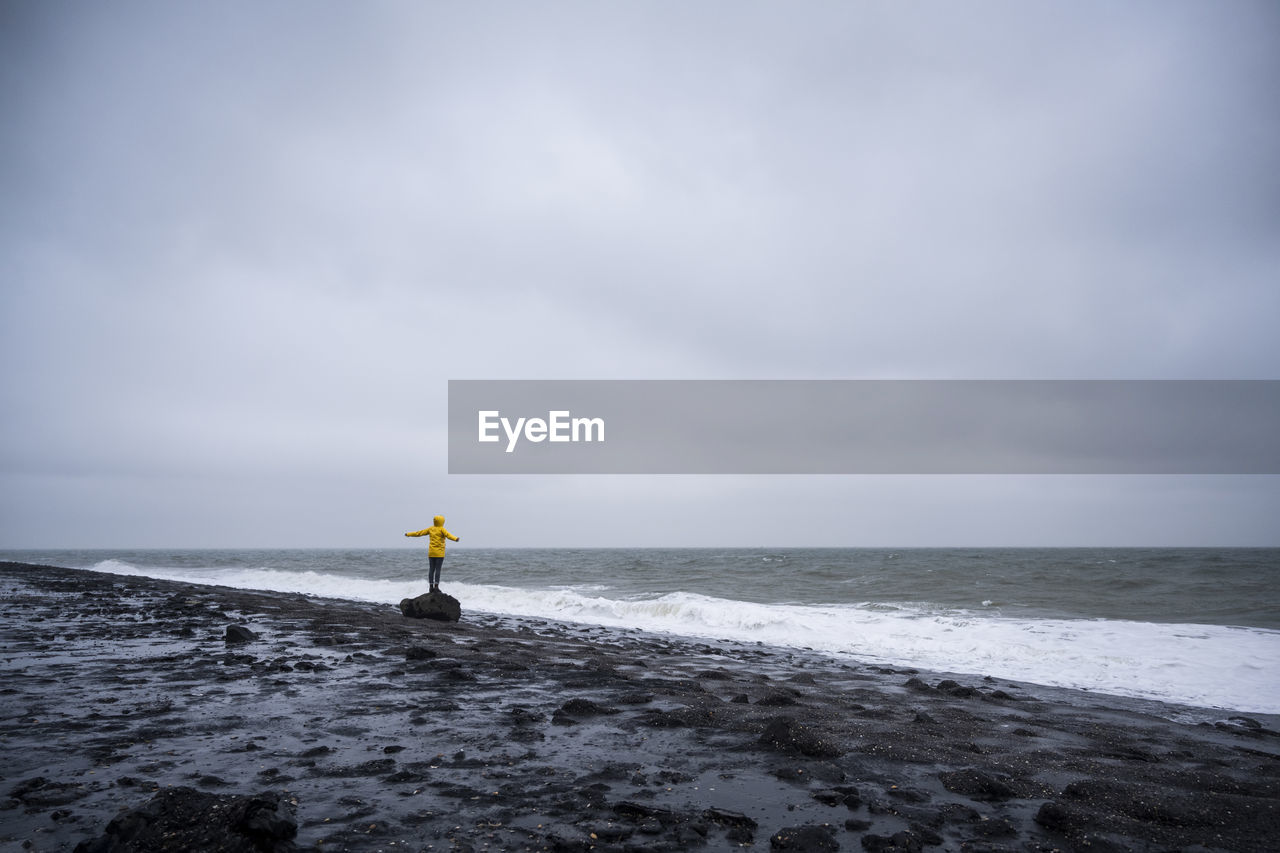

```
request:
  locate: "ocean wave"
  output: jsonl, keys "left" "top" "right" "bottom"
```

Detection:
{"left": 85, "top": 559, "right": 1280, "bottom": 714}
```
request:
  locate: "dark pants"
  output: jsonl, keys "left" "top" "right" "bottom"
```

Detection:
{"left": 429, "top": 556, "right": 444, "bottom": 587}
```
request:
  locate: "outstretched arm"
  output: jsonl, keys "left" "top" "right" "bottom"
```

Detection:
{"left": 405, "top": 529, "right": 430, "bottom": 537}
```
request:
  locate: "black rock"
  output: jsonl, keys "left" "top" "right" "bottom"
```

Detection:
{"left": 758, "top": 716, "right": 844, "bottom": 758}
{"left": 225, "top": 625, "right": 257, "bottom": 644}
{"left": 971, "top": 815, "right": 1018, "bottom": 838}
{"left": 614, "top": 801, "right": 677, "bottom": 823}
{"left": 770, "top": 823, "right": 840, "bottom": 850}
{"left": 509, "top": 706, "right": 545, "bottom": 726}
{"left": 73, "top": 786, "right": 296, "bottom": 853}
{"left": 703, "top": 807, "right": 758, "bottom": 830}
{"left": 9, "top": 776, "right": 88, "bottom": 807}
{"left": 756, "top": 689, "right": 799, "bottom": 707}
{"left": 399, "top": 590, "right": 462, "bottom": 622}
{"left": 1034, "top": 800, "right": 1082, "bottom": 833}
{"left": 441, "top": 667, "right": 476, "bottom": 682}
{"left": 812, "top": 787, "right": 861, "bottom": 809}
{"left": 587, "top": 823, "right": 632, "bottom": 842}
{"left": 938, "top": 768, "right": 1017, "bottom": 801}
{"left": 861, "top": 830, "right": 924, "bottom": 852}
{"left": 556, "top": 698, "right": 619, "bottom": 717}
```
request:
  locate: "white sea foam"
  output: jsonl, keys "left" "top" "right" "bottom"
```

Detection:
{"left": 87, "top": 559, "right": 1280, "bottom": 714}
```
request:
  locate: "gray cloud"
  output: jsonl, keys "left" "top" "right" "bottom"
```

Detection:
{"left": 2, "top": 1, "right": 1278, "bottom": 546}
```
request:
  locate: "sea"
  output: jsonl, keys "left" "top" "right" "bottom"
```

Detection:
{"left": 4, "top": 547, "right": 1277, "bottom": 716}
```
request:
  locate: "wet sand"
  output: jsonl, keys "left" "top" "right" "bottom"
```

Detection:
{"left": 1, "top": 560, "right": 1277, "bottom": 852}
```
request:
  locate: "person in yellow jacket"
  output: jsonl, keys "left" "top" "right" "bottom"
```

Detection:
{"left": 405, "top": 515, "right": 460, "bottom": 592}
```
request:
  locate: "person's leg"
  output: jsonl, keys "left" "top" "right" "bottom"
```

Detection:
{"left": 429, "top": 556, "right": 443, "bottom": 588}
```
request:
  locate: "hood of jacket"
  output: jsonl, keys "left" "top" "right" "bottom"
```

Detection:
{"left": 434, "top": 515, "right": 445, "bottom": 526}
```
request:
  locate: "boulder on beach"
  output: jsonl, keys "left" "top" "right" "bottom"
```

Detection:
{"left": 399, "top": 590, "right": 461, "bottom": 622}
{"left": 224, "top": 625, "right": 257, "bottom": 644}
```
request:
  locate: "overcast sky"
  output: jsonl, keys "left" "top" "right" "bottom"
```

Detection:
{"left": 2, "top": 1, "right": 1278, "bottom": 548}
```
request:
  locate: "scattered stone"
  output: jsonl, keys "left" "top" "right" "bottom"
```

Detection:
{"left": 440, "top": 667, "right": 476, "bottom": 682}
{"left": 860, "top": 829, "right": 924, "bottom": 852}
{"left": 938, "top": 768, "right": 1017, "bottom": 801}
{"left": 770, "top": 823, "right": 839, "bottom": 850}
{"left": 758, "top": 716, "right": 844, "bottom": 758}
{"left": 73, "top": 786, "right": 296, "bottom": 853}
{"left": 614, "top": 801, "right": 676, "bottom": 823}
{"left": 509, "top": 706, "right": 545, "bottom": 725}
{"left": 935, "top": 680, "right": 979, "bottom": 698}
{"left": 1034, "top": 800, "right": 1082, "bottom": 833}
{"left": 1060, "top": 778, "right": 1222, "bottom": 828}
{"left": 756, "top": 689, "right": 799, "bottom": 707}
{"left": 970, "top": 815, "right": 1018, "bottom": 838}
{"left": 703, "top": 807, "right": 758, "bottom": 831}
{"left": 290, "top": 660, "right": 328, "bottom": 672}
{"left": 811, "top": 787, "right": 861, "bottom": 809}
{"left": 9, "top": 777, "right": 88, "bottom": 807}
{"left": 885, "top": 785, "right": 930, "bottom": 803}
{"left": 557, "top": 698, "right": 619, "bottom": 717}
{"left": 115, "top": 777, "right": 158, "bottom": 790}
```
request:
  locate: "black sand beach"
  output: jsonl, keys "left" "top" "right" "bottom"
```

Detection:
{"left": 1, "top": 561, "right": 1277, "bottom": 852}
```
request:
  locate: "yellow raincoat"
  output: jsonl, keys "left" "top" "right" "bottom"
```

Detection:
{"left": 405, "top": 515, "right": 459, "bottom": 557}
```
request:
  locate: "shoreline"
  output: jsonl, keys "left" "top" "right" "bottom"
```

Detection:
{"left": 2, "top": 561, "right": 1277, "bottom": 851}
{"left": 8, "top": 548, "right": 1276, "bottom": 717}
